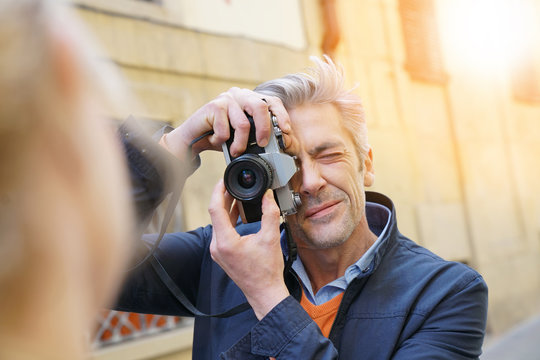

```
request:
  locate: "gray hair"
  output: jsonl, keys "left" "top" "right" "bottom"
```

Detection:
{"left": 254, "top": 56, "right": 369, "bottom": 160}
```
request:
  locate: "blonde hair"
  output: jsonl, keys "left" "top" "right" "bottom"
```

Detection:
{"left": 0, "top": 1, "right": 133, "bottom": 358}
{"left": 254, "top": 55, "right": 369, "bottom": 160}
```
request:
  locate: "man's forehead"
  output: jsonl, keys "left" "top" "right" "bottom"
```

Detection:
{"left": 286, "top": 102, "right": 348, "bottom": 151}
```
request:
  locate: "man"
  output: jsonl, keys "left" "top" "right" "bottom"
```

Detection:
{"left": 117, "top": 56, "right": 488, "bottom": 359}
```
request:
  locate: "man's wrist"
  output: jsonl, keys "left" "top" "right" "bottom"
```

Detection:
{"left": 158, "top": 128, "right": 202, "bottom": 174}
{"left": 248, "top": 285, "right": 290, "bottom": 320}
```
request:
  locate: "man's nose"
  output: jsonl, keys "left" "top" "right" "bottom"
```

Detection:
{"left": 299, "top": 161, "right": 326, "bottom": 196}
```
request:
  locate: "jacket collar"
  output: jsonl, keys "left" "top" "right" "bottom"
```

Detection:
{"left": 282, "top": 191, "right": 400, "bottom": 296}
{"left": 364, "top": 191, "right": 399, "bottom": 276}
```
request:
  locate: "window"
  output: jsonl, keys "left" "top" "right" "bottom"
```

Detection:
{"left": 399, "top": 0, "right": 447, "bottom": 83}
{"left": 512, "top": 54, "right": 540, "bottom": 103}
{"left": 93, "top": 311, "right": 186, "bottom": 348}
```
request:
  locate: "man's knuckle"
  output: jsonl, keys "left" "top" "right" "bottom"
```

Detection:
{"left": 235, "top": 121, "right": 251, "bottom": 131}
{"left": 228, "top": 87, "right": 242, "bottom": 96}
{"left": 269, "top": 206, "right": 280, "bottom": 217}
{"left": 215, "top": 241, "right": 234, "bottom": 257}
{"left": 208, "top": 204, "right": 219, "bottom": 216}
{"left": 206, "top": 100, "right": 224, "bottom": 113}
{"left": 267, "top": 95, "right": 283, "bottom": 106}
{"left": 209, "top": 244, "right": 223, "bottom": 262}
{"left": 253, "top": 101, "right": 269, "bottom": 113}
{"left": 212, "top": 128, "right": 229, "bottom": 141}
{"left": 259, "top": 126, "right": 270, "bottom": 134}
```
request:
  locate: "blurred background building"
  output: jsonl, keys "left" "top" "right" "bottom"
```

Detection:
{"left": 69, "top": 0, "right": 540, "bottom": 358}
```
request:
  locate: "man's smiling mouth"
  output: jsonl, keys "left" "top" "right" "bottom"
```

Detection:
{"left": 304, "top": 201, "right": 341, "bottom": 219}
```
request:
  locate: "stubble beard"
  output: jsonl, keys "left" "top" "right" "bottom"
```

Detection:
{"left": 289, "top": 190, "right": 361, "bottom": 249}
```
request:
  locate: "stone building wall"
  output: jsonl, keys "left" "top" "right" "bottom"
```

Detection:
{"left": 74, "top": 0, "right": 540, "bottom": 346}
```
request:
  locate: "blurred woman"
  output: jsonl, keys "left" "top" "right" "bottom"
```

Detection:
{"left": 0, "top": 1, "right": 135, "bottom": 358}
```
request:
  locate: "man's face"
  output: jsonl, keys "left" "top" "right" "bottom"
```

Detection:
{"left": 286, "top": 103, "right": 373, "bottom": 249}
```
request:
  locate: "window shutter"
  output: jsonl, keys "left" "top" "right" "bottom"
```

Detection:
{"left": 512, "top": 57, "right": 540, "bottom": 103}
{"left": 399, "top": 0, "right": 447, "bottom": 83}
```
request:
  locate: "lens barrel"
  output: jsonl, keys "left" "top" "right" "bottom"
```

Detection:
{"left": 224, "top": 154, "right": 273, "bottom": 202}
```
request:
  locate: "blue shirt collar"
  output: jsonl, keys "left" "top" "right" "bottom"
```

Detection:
{"left": 285, "top": 201, "right": 391, "bottom": 305}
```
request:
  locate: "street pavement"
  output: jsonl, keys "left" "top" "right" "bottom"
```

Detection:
{"left": 481, "top": 314, "right": 540, "bottom": 360}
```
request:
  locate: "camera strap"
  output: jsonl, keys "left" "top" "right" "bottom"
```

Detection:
{"left": 149, "top": 191, "right": 297, "bottom": 318}
{"left": 283, "top": 220, "right": 297, "bottom": 271}
{"left": 146, "top": 127, "right": 297, "bottom": 318}
{"left": 150, "top": 254, "right": 252, "bottom": 318}
{"left": 149, "top": 184, "right": 297, "bottom": 318}
{"left": 143, "top": 173, "right": 251, "bottom": 317}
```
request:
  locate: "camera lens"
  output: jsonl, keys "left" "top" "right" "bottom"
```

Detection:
{"left": 238, "top": 169, "right": 256, "bottom": 188}
{"left": 224, "top": 154, "right": 273, "bottom": 202}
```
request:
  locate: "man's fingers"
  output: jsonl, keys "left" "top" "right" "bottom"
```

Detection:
{"left": 263, "top": 96, "right": 291, "bottom": 134}
{"left": 208, "top": 104, "right": 230, "bottom": 149}
{"left": 208, "top": 180, "right": 237, "bottom": 236}
{"left": 228, "top": 87, "right": 271, "bottom": 148}
{"left": 173, "top": 89, "right": 291, "bottom": 160}
{"left": 227, "top": 102, "right": 250, "bottom": 157}
{"left": 247, "top": 99, "right": 271, "bottom": 147}
{"left": 222, "top": 189, "right": 239, "bottom": 225}
{"left": 259, "top": 189, "right": 281, "bottom": 238}
{"left": 223, "top": 187, "right": 235, "bottom": 213}
{"left": 229, "top": 199, "right": 240, "bottom": 225}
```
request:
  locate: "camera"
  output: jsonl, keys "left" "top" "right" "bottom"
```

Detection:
{"left": 222, "top": 112, "right": 301, "bottom": 223}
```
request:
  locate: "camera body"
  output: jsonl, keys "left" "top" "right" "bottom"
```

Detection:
{"left": 222, "top": 113, "right": 301, "bottom": 223}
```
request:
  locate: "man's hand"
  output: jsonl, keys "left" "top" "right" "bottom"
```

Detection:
{"left": 161, "top": 87, "right": 292, "bottom": 161}
{"left": 208, "top": 180, "right": 290, "bottom": 320}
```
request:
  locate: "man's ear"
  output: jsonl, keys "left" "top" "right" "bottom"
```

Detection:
{"left": 363, "top": 148, "right": 374, "bottom": 187}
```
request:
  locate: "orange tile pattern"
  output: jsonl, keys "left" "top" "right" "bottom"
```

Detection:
{"left": 94, "top": 310, "right": 184, "bottom": 347}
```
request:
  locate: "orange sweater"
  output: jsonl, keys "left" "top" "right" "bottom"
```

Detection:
{"left": 300, "top": 290, "right": 344, "bottom": 338}
{"left": 269, "top": 292, "right": 344, "bottom": 360}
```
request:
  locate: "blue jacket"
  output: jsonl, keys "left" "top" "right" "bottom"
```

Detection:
{"left": 116, "top": 124, "right": 488, "bottom": 359}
